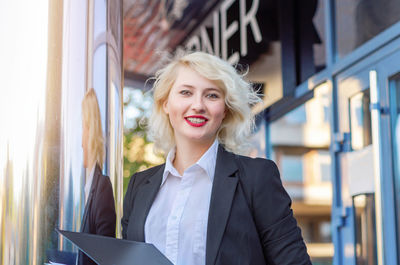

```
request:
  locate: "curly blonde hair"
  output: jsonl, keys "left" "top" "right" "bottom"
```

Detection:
{"left": 148, "top": 51, "right": 261, "bottom": 155}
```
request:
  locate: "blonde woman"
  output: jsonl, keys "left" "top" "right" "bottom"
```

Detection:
{"left": 79, "top": 88, "right": 116, "bottom": 265}
{"left": 122, "top": 52, "right": 311, "bottom": 265}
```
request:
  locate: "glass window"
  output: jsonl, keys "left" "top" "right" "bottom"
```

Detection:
{"left": 281, "top": 155, "right": 304, "bottom": 182}
{"left": 313, "top": 0, "right": 326, "bottom": 72}
{"left": 349, "top": 89, "right": 372, "bottom": 150}
{"left": 390, "top": 77, "right": 400, "bottom": 263}
{"left": 269, "top": 83, "right": 332, "bottom": 263}
{"left": 336, "top": 0, "right": 400, "bottom": 58}
{"left": 288, "top": 0, "right": 327, "bottom": 82}
{"left": 286, "top": 105, "right": 307, "bottom": 124}
{"left": 320, "top": 151, "right": 332, "bottom": 182}
{"left": 93, "top": 44, "right": 107, "bottom": 139}
{"left": 353, "top": 194, "right": 377, "bottom": 265}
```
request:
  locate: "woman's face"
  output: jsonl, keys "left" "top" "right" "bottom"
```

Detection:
{"left": 163, "top": 66, "right": 226, "bottom": 147}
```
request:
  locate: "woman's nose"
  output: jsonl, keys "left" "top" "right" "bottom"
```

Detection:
{"left": 191, "top": 94, "right": 205, "bottom": 112}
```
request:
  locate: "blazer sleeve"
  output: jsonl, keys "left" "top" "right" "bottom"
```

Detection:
{"left": 93, "top": 176, "right": 116, "bottom": 237}
{"left": 121, "top": 173, "right": 137, "bottom": 239}
{"left": 249, "top": 159, "right": 311, "bottom": 265}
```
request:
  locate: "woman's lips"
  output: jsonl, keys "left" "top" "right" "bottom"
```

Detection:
{"left": 185, "top": 116, "right": 208, "bottom": 127}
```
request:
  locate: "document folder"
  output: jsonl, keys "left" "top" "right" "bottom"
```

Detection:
{"left": 56, "top": 229, "right": 173, "bottom": 265}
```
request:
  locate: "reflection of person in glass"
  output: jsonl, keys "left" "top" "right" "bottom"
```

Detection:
{"left": 122, "top": 52, "right": 311, "bottom": 265}
{"left": 78, "top": 88, "right": 116, "bottom": 265}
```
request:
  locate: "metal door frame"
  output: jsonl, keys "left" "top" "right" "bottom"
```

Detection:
{"left": 333, "top": 43, "right": 400, "bottom": 265}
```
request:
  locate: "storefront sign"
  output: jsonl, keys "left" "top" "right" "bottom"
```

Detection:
{"left": 185, "top": 0, "right": 263, "bottom": 65}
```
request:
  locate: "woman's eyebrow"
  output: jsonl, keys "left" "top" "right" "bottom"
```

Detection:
{"left": 179, "top": 84, "right": 195, "bottom": 88}
{"left": 178, "top": 84, "right": 221, "bottom": 92}
{"left": 204, "top": 87, "right": 222, "bottom": 93}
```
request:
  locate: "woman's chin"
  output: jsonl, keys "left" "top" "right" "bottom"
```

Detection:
{"left": 185, "top": 136, "right": 215, "bottom": 146}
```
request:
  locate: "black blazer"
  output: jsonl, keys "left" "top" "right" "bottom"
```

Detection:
{"left": 78, "top": 164, "right": 116, "bottom": 265}
{"left": 122, "top": 145, "right": 311, "bottom": 265}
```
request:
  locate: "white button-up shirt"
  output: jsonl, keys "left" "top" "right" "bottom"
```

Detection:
{"left": 144, "top": 140, "right": 219, "bottom": 265}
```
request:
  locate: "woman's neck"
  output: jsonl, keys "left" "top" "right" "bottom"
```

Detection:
{"left": 173, "top": 138, "right": 215, "bottom": 175}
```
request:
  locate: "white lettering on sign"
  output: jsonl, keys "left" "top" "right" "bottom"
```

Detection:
{"left": 185, "top": 0, "right": 262, "bottom": 65}
{"left": 213, "top": 12, "right": 220, "bottom": 57}
{"left": 186, "top": 35, "right": 200, "bottom": 50}
{"left": 221, "top": 0, "right": 239, "bottom": 64}
{"left": 240, "top": 0, "right": 262, "bottom": 56}
{"left": 201, "top": 27, "right": 213, "bottom": 54}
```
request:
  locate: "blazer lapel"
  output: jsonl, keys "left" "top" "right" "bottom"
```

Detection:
{"left": 81, "top": 165, "right": 101, "bottom": 233}
{"left": 130, "top": 164, "right": 164, "bottom": 241}
{"left": 206, "top": 146, "right": 239, "bottom": 265}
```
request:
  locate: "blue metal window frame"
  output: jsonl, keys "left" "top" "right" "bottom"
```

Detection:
{"left": 264, "top": 0, "right": 400, "bottom": 263}
{"left": 389, "top": 77, "right": 400, "bottom": 265}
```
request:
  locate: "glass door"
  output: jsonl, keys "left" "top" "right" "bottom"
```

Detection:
{"left": 336, "top": 48, "right": 400, "bottom": 265}
{"left": 375, "top": 50, "right": 400, "bottom": 265}
{"left": 336, "top": 65, "right": 374, "bottom": 265}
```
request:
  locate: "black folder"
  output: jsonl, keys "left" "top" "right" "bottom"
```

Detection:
{"left": 56, "top": 229, "right": 173, "bottom": 265}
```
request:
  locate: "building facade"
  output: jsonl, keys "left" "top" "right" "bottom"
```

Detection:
{"left": 2, "top": 0, "right": 400, "bottom": 264}
{"left": 122, "top": 0, "right": 400, "bottom": 264}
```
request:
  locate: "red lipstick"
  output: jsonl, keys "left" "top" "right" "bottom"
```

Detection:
{"left": 185, "top": 115, "right": 208, "bottom": 127}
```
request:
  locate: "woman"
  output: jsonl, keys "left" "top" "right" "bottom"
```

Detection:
{"left": 122, "top": 52, "right": 311, "bottom": 265}
{"left": 79, "top": 88, "right": 116, "bottom": 265}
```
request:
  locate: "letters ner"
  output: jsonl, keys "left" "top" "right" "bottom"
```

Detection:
{"left": 185, "top": 0, "right": 262, "bottom": 65}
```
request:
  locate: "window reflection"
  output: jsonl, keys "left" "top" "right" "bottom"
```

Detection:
{"left": 349, "top": 89, "right": 372, "bottom": 150}
{"left": 269, "top": 83, "right": 333, "bottom": 264}
{"left": 353, "top": 194, "right": 377, "bottom": 265}
{"left": 313, "top": 0, "right": 326, "bottom": 71}
{"left": 336, "top": 0, "right": 400, "bottom": 58}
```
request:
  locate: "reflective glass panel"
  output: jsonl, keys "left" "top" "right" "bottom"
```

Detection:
{"left": 336, "top": 0, "right": 400, "bottom": 58}
{"left": 390, "top": 77, "right": 400, "bottom": 263}
{"left": 349, "top": 89, "right": 372, "bottom": 150}
{"left": 313, "top": 0, "right": 326, "bottom": 72}
{"left": 353, "top": 194, "right": 377, "bottom": 265}
{"left": 269, "top": 83, "right": 333, "bottom": 264}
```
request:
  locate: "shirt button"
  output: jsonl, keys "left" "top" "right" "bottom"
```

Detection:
{"left": 172, "top": 215, "right": 177, "bottom": 220}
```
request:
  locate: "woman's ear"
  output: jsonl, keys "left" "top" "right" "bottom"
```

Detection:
{"left": 162, "top": 99, "right": 169, "bottom": 115}
{"left": 223, "top": 106, "right": 228, "bottom": 119}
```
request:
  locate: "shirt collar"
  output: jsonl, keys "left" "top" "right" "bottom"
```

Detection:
{"left": 162, "top": 139, "right": 219, "bottom": 186}
{"left": 163, "top": 148, "right": 180, "bottom": 183}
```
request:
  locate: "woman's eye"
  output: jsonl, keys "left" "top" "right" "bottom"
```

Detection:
{"left": 206, "top": 93, "right": 220, "bottom": 99}
{"left": 179, "top": 90, "right": 191, "bottom": 96}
